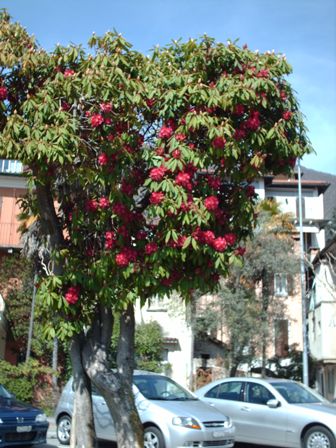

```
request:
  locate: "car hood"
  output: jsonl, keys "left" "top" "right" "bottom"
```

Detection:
{"left": 0, "top": 397, "right": 41, "bottom": 417}
{"left": 293, "top": 402, "right": 336, "bottom": 416}
{"left": 148, "top": 399, "right": 229, "bottom": 421}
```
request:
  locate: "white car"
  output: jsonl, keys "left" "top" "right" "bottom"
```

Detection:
{"left": 55, "top": 371, "right": 235, "bottom": 448}
{"left": 195, "top": 376, "right": 336, "bottom": 448}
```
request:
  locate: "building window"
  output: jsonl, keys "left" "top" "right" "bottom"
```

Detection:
{"left": 274, "top": 319, "right": 289, "bottom": 357}
{"left": 274, "top": 273, "right": 288, "bottom": 296}
{"left": 0, "top": 159, "right": 23, "bottom": 174}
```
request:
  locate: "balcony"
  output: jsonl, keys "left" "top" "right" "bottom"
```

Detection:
{"left": 0, "top": 222, "right": 22, "bottom": 249}
{"left": 0, "top": 159, "right": 23, "bottom": 175}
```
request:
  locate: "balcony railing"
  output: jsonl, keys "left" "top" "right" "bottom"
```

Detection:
{"left": 0, "top": 159, "right": 23, "bottom": 174}
{"left": 0, "top": 222, "right": 22, "bottom": 248}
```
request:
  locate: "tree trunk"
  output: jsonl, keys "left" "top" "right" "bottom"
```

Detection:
{"left": 83, "top": 304, "right": 143, "bottom": 448}
{"left": 70, "top": 334, "right": 98, "bottom": 448}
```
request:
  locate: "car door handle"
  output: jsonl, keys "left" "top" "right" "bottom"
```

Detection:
{"left": 241, "top": 406, "right": 251, "bottom": 412}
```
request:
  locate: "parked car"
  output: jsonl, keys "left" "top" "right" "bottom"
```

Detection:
{"left": 195, "top": 376, "right": 336, "bottom": 448}
{"left": 55, "top": 371, "right": 235, "bottom": 448}
{"left": 0, "top": 383, "right": 48, "bottom": 446}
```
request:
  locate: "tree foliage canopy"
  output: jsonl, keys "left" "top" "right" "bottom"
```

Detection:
{"left": 0, "top": 8, "right": 311, "bottom": 342}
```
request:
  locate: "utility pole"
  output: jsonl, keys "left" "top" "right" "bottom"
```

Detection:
{"left": 297, "top": 158, "right": 309, "bottom": 386}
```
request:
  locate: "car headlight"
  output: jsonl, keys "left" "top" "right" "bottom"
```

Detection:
{"left": 223, "top": 417, "right": 232, "bottom": 428}
{"left": 35, "top": 413, "right": 47, "bottom": 423}
{"left": 0, "top": 418, "right": 3, "bottom": 424}
{"left": 172, "top": 416, "right": 201, "bottom": 430}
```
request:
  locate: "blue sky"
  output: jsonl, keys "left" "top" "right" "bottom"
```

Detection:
{"left": 2, "top": 0, "right": 336, "bottom": 174}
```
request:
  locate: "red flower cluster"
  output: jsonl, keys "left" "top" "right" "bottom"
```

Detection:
{"left": 64, "top": 69, "right": 75, "bottom": 77}
{"left": 224, "top": 233, "right": 236, "bottom": 246}
{"left": 98, "top": 152, "right": 109, "bottom": 166}
{"left": 99, "top": 197, "right": 110, "bottom": 209}
{"left": 207, "top": 176, "right": 221, "bottom": 190}
{"left": 145, "top": 242, "right": 158, "bottom": 255}
{"left": 204, "top": 196, "right": 219, "bottom": 211}
{"left": 212, "top": 237, "right": 228, "bottom": 252}
{"left": 158, "top": 125, "right": 174, "bottom": 139}
{"left": 172, "top": 149, "right": 181, "bottom": 159}
{"left": 150, "top": 191, "right": 165, "bottom": 204}
{"left": 282, "top": 111, "right": 292, "bottom": 121}
{"left": 105, "top": 231, "right": 116, "bottom": 250}
{"left": 65, "top": 286, "right": 80, "bottom": 305}
{"left": 234, "top": 104, "right": 245, "bottom": 116}
{"left": 175, "top": 172, "right": 192, "bottom": 190}
{"left": 246, "top": 110, "right": 260, "bottom": 131}
{"left": 256, "top": 69, "right": 269, "bottom": 78}
{"left": 0, "top": 86, "right": 8, "bottom": 101}
{"left": 115, "top": 248, "right": 137, "bottom": 267}
{"left": 212, "top": 136, "right": 226, "bottom": 149}
{"left": 86, "top": 199, "right": 99, "bottom": 212}
{"left": 175, "top": 133, "right": 186, "bottom": 142}
{"left": 246, "top": 185, "right": 255, "bottom": 197}
{"left": 149, "top": 166, "right": 166, "bottom": 181}
{"left": 90, "top": 114, "right": 104, "bottom": 128}
{"left": 100, "top": 102, "right": 113, "bottom": 113}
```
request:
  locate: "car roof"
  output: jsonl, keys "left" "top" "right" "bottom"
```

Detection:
{"left": 196, "top": 376, "right": 298, "bottom": 390}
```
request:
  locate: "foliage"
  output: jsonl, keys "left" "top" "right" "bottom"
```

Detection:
{"left": 134, "top": 321, "right": 164, "bottom": 372}
{"left": 0, "top": 9, "right": 312, "bottom": 344}
{"left": 196, "top": 203, "right": 299, "bottom": 374}
{"left": 0, "top": 359, "right": 54, "bottom": 409}
{"left": 0, "top": 253, "right": 54, "bottom": 361}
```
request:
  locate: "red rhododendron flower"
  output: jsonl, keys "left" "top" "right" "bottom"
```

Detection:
{"left": 175, "top": 133, "right": 186, "bottom": 141}
{"left": 235, "top": 246, "right": 246, "bottom": 256}
{"left": 203, "top": 230, "right": 215, "bottom": 246}
{"left": 280, "top": 90, "right": 287, "bottom": 101}
{"left": 145, "top": 242, "right": 158, "bottom": 255}
{"left": 234, "top": 104, "right": 245, "bottom": 115}
{"left": 233, "top": 128, "right": 247, "bottom": 141}
{"left": 149, "top": 166, "right": 166, "bottom": 181}
{"left": 61, "top": 101, "right": 71, "bottom": 111}
{"left": 106, "top": 133, "right": 115, "bottom": 142}
{"left": 207, "top": 176, "right": 221, "bottom": 190}
{"left": 121, "top": 181, "right": 134, "bottom": 196}
{"left": 204, "top": 196, "right": 219, "bottom": 211}
{"left": 158, "top": 125, "right": 174, "bottom": 139}
{"left": 155, "top": 147, "right": 165, "bottom": 156}
{"left": 146, "top": 98, "right": 155, "bottom": 108}
{"left": 113, "top": 202, "right": 130, "bottom": 219}
{"left": 86, "top": 199, "right": 99, "bottom": 212}
{"left": 64, "top": 69, "right": 75, "bottom": 77}
{"left": 98, "top": 152, "right": 109, "bottom": 166}
{"left": 172, "top": 149, "right": 181, "bottom": 159}
{"left": 150, "top": 191, "right": 165, "bottom": 204}
{"left": 175, "top": 172, "right": 192, "bottom": 189}
{"left": 90, "top": 114, "right": 104, "bottom": 128}
{"left": 224, "top": 233, "right": 237, "bottom": 246}
{"left": 104, "top": 117, "right": 112, "bottom": 125}
{"left": 115, "top": 252, "right": 130, "bottom": 267}
{"left": 65, "top": 286, "right": 80, "bottom": 305}
{"left": 246, "top": 111, "right": 260, "bottom": 131}
{"left": 0, "top": 86, "right": 8, "bottom": 100}
{"left": 212, "top": 136, "right": 226, "bottom": 149}
{"left": 256, "top": 69, "right": 269, "bottom": 78}
{"left": 282, "top": 111, "right": 293, "bottom": 121}
{"left": 99, "top": 197, "right": 110, "bottom": 209}
{"left": 213, "top": 237, "right": 227, "bottom": 252}
{"left": 100, "top": 102, "right": 113, "bottom": 113}
{"left": 177, "top": 235, "right": 187, "bottom": 248}
{"left": 246, "top": 185, "right": 255, "bottom": 197}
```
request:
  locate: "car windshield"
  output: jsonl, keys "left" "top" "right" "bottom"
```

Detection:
{"left": 133, "top": 375, "right": 197, "bottom": 401}
{"left": 271, "top": 381, "right": 325, "bottom": 404}
{"left": 0, "top": 384, "right": 12, "bottom": 399}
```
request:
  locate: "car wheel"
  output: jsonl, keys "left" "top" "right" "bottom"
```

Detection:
{"left": 144, "top": 426, "right": 166, "bottom": 448}
{"left": 303, "top": 425, "right": 335, "bottom": 448}
{"left": 57, "top": 414, "right": 72, "bottom": 445}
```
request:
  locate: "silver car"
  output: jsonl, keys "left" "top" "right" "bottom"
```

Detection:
{"left": 55, "top": 371, "right": 235, "bottom": 448}
{"left": 195, "top": 376, "right": 336, "bottom": 448}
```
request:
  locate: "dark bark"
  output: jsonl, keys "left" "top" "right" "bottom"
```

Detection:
{"left": 83, "top": 304, "right": 144, "bottom": 448}
{"left": 70, "top": 335, "right": 98, "bottom": 448}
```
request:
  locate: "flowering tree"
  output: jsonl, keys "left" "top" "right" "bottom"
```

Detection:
{"left": 0, "top": 10, "right": 311, "bottom": 447}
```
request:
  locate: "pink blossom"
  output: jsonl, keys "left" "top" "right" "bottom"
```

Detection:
{"left": 99, "top": 197, "right": 110, "bottom": 209}
{"left": 145, "top": 242, "right": 158, "bottom": 255}
{"left": 172, "top": 149, "right": 181, "bottom": 159}
{"left": 175, "top": 172, "right": 192, "bottom": 189}
{"left": 158, "top": 125, "right": 174, "bottom": 139}
{"left": 116, "top": 252, "right": 130, "bottom": 267}
{"left": 246, "top": 111, "right": 260, "bottom": 131}
{"left": 65, "top": 286, "right": 80, "bottom": 305}
{"left": 212, "top": 136, "right": 226, "bottom": 149}
{"left": 64, "top": 69, "right": 75, "bottom": 77}
{"left": 224, "top": 233, "right": 237, "bottom": 246}
{"left": 98, "top": 152, "right": 109, "bottom": 166}
{"left": 149, "top": 166, "right": 166, "bottom": 181}
{"left": 0, "top": 86, "right": 8, "bottom": 100}
{"left": 150, "top": 192, "right": 165, "bottom": 204}
{"left": 175, "top": 133, "right": 186, "bottom": 141}
{"left": 100, "top": 102, "right": 113, "bottom": 113}
{"left": 90, "top": 114, "right": 104, "bottom": 128}
{"left": 203, "top": 230, "right": 215, "bottom": 246}
{"left": 282, "top": 111, "right": 293, "bottom": 121}
{"left": 204, "top": 196, "right": 219, "bottom": 211}
{"left": 213, "top": 237, "right": 227, "bottom": 252}
{"left": 86, "top": 199, "right": 99, "bottom": 212}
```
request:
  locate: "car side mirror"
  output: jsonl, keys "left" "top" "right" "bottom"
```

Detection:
{"left": 267, "top": 399, "right": 280, "bottom": 408}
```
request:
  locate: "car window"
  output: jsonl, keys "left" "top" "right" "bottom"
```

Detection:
{"left": 133, "top": 375, "right": 197, "bottom": 401}
{"left": 0, "top": 384, "right": 12, "bottom": 399}
{"left": 246, "top": 382, "right": 275, "bottom": 405}
{"left": 271, "top": 381, "right": 324, "bottom": 404}
{"left": 204, "top": 381, "right": 244, "bottom": 401}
